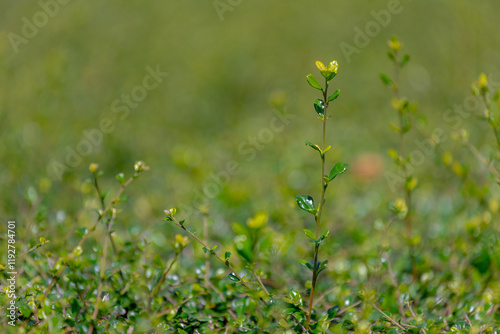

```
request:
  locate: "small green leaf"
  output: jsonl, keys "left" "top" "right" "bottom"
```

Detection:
{"left": 328, "top": 89, "right": 341, "bottom": 102}
{"left": 306, "top": 74, "right": 323, "bottom": 91}
{"left": 314, "top": 99, "right": 325, "bottom": 117}
{"left": 303, "top": 229, "right": 315, "bottom": 239}
{"left": 76, "top": 227, "right": 88, "bottom": 238}
{"left": 328, "top": 163, "right": 348, "bottom": 181}
{"left": 299, "top": 259, "right": 314, "bottom": 272}
{"left": 228, "top": 272, "right": 240, "bottom": 282}
{"left": 153, "top": 254, "right": 163, "bottom": 269}
{"left": 279, "top": 319, "right": 289, "bottom": 328}
{"left": 400, "top": 54, "right": 410, "bottom": 67}
{"left": 492, "top": 90, "right": 500, "bottom": 102}
{"left": 387, "top": 50, "right": 396, "bottom": 61}
{"left": 389, "top": 123, "right": 400, "bottom": 133}
{"left": 327, "top": 306, "right": 340, "bottom": 319}
{"left": 320, "top": 229, "right": 330, "bottom": 241}
{"left": 306, "top": 141, "right": 321, "bottom": 154}
{"left": 202, "top": 247, "right": 209, "bottom": 253}
{"left": 224, "top": 251, "right": 231, "bottom": 260}
{"left": 295, "top": 195, "right": 315, "bottom": 213}
{"left": 317, "top": 260, "right": 329, "bottom": 275}
{"left": 116, "top": 173, "right": 125, "bottom": 185}
{"left": 380, "top": 73, "right": 392, "bottom": 86}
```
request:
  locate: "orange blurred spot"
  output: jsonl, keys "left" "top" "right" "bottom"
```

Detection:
{"left": 351, "top": 153, "right": 384, "bottom": 181}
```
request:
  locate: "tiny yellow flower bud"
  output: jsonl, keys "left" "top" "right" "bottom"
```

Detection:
{"left": 89, "top": 163, "right": 99, "bottom": 173}
{"left": 391, "top": 198, "right": 408, "bottom": 219}
{"left": 478, "top": 73, "right": 488, "bottom": 89}
{"left": 442, "top": 152, "right": 453, "bottom": 166}
{"left": 315, "top": 61, "right": 327, "bottom": 72}
{"left": 327, "top": 60, "right": 339, "bottom": 74}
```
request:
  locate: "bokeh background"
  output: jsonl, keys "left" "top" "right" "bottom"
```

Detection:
{"left": 1, "top": 0, "right": 500, "bottom": 269}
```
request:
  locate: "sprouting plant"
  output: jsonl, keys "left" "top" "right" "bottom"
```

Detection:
{"left": 163, "top": 209, "right": 270, "bottom": 304}
{"left": 446, "top": 74, "right": 500, "bottom": 289}
{"left": 472, "top": 73, "right": 500, "bottom": 151}
{"left": 148, "top": 234, "right": 189, "bottom": 311}
{"left": 381, "top": 36, "right": 419, "bottom": 277}
{"left": 296, "top": 60, "right": 347, "bottom": 329}
{"left": 29, "top": 161, "right": 149, "bottom": 328}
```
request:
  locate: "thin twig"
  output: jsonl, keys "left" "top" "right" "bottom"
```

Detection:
{"left": 465, "top": 141, "right": 500, "bottom": 183}
{"left": 89, "top": 210, "right": 117, "bottom": 334}
{"left": 368, "top": 301, "right": 407, "bottom": 331}
{"left": 32, "top": 173, "right": 142, "bottom": 321}
{"left": 148, "top": 253, "right": 179, "bottom": 310}
{"left": 166, "top": 215, "right": 259, "bottom": 299}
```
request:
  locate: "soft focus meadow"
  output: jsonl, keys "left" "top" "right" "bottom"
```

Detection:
{"left": 0, "top": 1, "right": 499, "bottom": 333}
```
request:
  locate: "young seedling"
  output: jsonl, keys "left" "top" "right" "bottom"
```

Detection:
{"left": 297, "top": 60, "right": 347, "bottom": 329}
{"left": 381, "top": 36, "right": 419, "bottom": 277}
{"left": 472, "top": 73, "right": 500, "bottom": 150}
{"left": 163, "top": 210, "right": 269, "bottom": 304}
{"left": 30, "top": 161, "right": 149, "bottom": 327}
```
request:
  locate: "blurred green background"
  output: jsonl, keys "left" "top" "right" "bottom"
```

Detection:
{"left": 1, "top": 0, "right": 500, "bottom": 254}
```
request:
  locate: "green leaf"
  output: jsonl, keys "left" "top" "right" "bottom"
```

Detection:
{"left": 471, "top": 247, "right": 491, "bottom": 274}
{"left": 116, "top": 173, "right": 125, "bottom": 185}
{"left": 76, "top": 227, "right": 88, "bottom": 238}
{"left": 303, "top": 229, "right": 315, "bottom": 239}
{"left": 153, "top": 254, "right": 163, "bottom": 269}
{"left": 320, "top": 229, "right": 330, "bottom": 241}
{"left": 327, "top": 306, "right": 340, "bottom": 319}
{"left": 224, "top": 251, "right": 231, "bottom": 260}
{"left": 306, "top": 141, "right": 321, "bottom": 154}
{"left": 400, "top": 54, "right": 410, "bottom": 67}
{"left": 258, "top": 234, "right": 272, "bottom": 252}
{"left": 228, "top": 272, "right": 240, "bottom": 282}
{"left": 380, "top": 73, "right": 392, "bottom": 86}
{"left": 328, "top": 89, "right": 341, "bottom": 102}
{"left": 306, "top": 74, "right": 323, "bottom": 91}
{"left": 314, "top": 99, "right": 325, "bottom": 117}
{"left": 317, "top": 260, "right": 329, "bottom": 275}
{"left": 202, "top": 247, "right": 209, "bottom": 253}
{"left": 328, "top": 163, "right": 348, "bottom": 181}
{"left": 299, "top": 260, "right": 314, "bottom": 272}
{"left": 295, "top": 195, "right": 315, "bottom": 213}
{"left": 492, "top": 90, "right": 500, "bottom": 102}
{"left": 387, "top": 50, "right": 395, "bottom": 61}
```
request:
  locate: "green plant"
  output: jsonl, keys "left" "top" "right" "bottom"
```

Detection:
{"left": 25, "top": 161, "right": 149, "bottom": 331}
{"left": 381, "top": 36, "right": 419, "bottom": 277}
{"left": 297, "top": 60, "right": 347, "bottom": 330}
{"left": 447, "top": 73, "right": 500, "bottom": 291}
{"left": 472, "top": 73, "right": 500, "bottom": 151}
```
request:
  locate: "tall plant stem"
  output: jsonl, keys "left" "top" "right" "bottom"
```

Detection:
{"left": 31, "top": 175, "right": 139, "bottom": 322}
{"left": 306, "top": 80, "right": 330, "bottom": 329}
{"left": 481, "top": 94, "right": 500, "bottom": 150}
{"left": 89, "top": 211, "right": 116, "bottom": 334}
{"left": 393, "top": 54, "right": 415, "bottom": 278}
{"left": 167, "top": 215, "right": 261, "bottom": 300}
